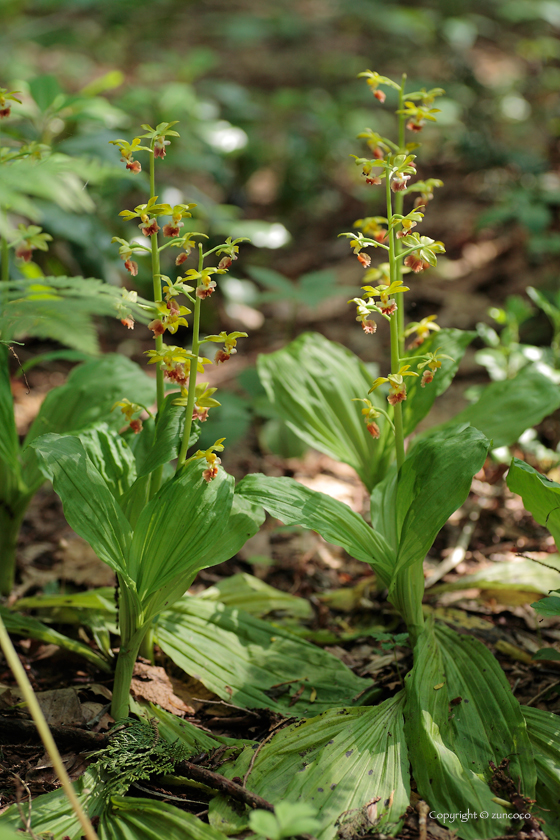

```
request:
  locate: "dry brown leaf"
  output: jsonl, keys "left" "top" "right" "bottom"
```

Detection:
{"left": 131, "top": 661, "right": 194, "bottom": 714}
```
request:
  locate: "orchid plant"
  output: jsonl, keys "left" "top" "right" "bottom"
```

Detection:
{"left": 30, "top": 120, "right": 264, "bottom": 720}
{"left": 231, "top": 72, "right": 560, "bottom": 838}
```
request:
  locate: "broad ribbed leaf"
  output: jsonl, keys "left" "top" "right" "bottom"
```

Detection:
{"left": 257, "top": 332, "right": 390, "bottom": 490}
{"left": 0, "top": 347, "right": 20, "bottom": 477}
{"left": 401, "top": 328, "right": 475, "bottom": 437}
{"left": 220, "top": 693, "right": 409, "bottom": 840}
{"left": 24, "top": 354, "right": 156, "bottom": 448}
{"left": 199, "top": 572, "right": 313, "bottom": 619}
{"left": 22, "top": 354, "right": 156, "bottom": 491}
{"left": 523, "top": 706, "right": 560, "bottom": 839}
{"left": 507, "top": 458, "right": 560, "bottom": 549}
{"left": 156, "top": 598, "right": 371, "bottom": 715}
{"left": 438, "top": 364, "right": 560, "bottom": 448}
{"left": 139, "top": 491, "right": 264, "bottom": 622}
{"left": 100, "top": 797, "right": 229, "bottom": 840}
{"left": 129, "top": 461, "right": 234, "bottom": 605}
{"left": 404, "top": 619, "right": 510, "bottom": 838}
{"left": 237, "top": 473, "right": 393, "bottom": 581}
{"left": 77, "top": 423, "right": 136, "bottom": 498}
{"left": 193, "top": 493, "right": 265, "bottom": 569}
{"left": 0, "top": 605, "right": 110, "bottom": 671}
{"left": 436, "top": 624, "right": 535, "bottom": 795}
{"left": 0, "top": 768, "right": 106, "bottom": 839}
{"left": 31, "top": 434, "right": 132, "bottom": 574}
{"left": 391, "top": 425, "right": 489, "bottom": 583}
{"left": 137, "top": 393, "right": 200, "bottom": 478}
{"left": 430, "top": 557, "right": 560, "bottom": 599}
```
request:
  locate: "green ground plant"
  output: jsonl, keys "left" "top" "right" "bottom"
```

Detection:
{"left": 0, "top": 87, "right": 159, "bottom": 597}
{"left": 230, "top": 71, "right": 560, "bottom": 838}
{"left": 2, "top": 69, "right": 560, "bottom": 840}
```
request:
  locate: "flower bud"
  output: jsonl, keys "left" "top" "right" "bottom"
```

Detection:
{"left": 148, "top": 319, "right": 166, "bottom": 336}
{"left": 391, "top": 173, "right": 410, "bottom": 193}
{"left": 141, "top": 219, "right": 160, "bottom": 237}
{"left": 215, "top": 349, "right": 231, "bottom": 364}
{"left": 163, "top": 223, "right": 182, "bottom": 237}
{"left": 124, "top": 259, "right": 139, "bottom": 276}
{"left": 366, "top": 421, "right": 380, "bottom": 438}
{"left": 15, "top": 244, "right": 32, "bottom": 262}
{"left": 421, "top": 370, "right": 434, "bottom": 387}
{"left": 403, "top": 254, "right": 429, "bottom": 273}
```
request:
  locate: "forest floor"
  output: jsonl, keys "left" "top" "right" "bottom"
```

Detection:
{"left": 2, "top": 233, "right": 560, "bottom": 840}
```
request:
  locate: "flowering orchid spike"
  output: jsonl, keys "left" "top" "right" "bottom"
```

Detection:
{"left": 186, "top": 438, "right": 226, "bottom": 481}
{"left": 416, "top": 348, "right": 454, "bottom": 387}
{"left": 404, "top": 315, "right": 440, "bottom": 349}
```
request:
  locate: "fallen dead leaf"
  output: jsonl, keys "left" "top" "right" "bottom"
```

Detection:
{"left": 131, "top": 661, "right": 194, "bottom": 714}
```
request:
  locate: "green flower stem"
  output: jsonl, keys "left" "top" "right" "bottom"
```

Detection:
{"left": 176, "top": 244, "right": 203, "bottom": 470}
{"left": 390, "top": 561, "right": 425, "bottom": 647}
{"left": 149, "top": 150, "right": 164, "bottom": 413}
{"left": 394, "top": 76, "right": 407, "bottom": 359}
{"left": 386, "top": 176, "right": 405, "bottom": 471}
{"left": 0, "top": 497, "right": 29, "bottom": 597}
{"left": 112, "top": 581, "right": 147, "bottom": 719}
{"left": 1, "top": 220, "right": 8, "bottom": 316}
{"left": 0, "top": 615, "right": 99, "bottom": 840}
{"left": 111, "top": 626, "right": 147, "bottom": 721}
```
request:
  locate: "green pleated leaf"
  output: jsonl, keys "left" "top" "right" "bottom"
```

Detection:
{"left": 199, "top": 572, "right": 313, "bottom": 619}
{"left": 404, "top": 619, "right": 511, "bottom": 838}
{"left": 192, "top": 494, "right": 265, "bottom": 573}
{"left": 507, "top": 458, "right": 560, "bottom": 549}
{"left": 100, "top": 796, "right": 229, "bottom": 840}
{"left": 257, "top": 332, "right": 390, "bottom": 491}
{"left": 136, "top": 700, "right": 246, "bottom": 752}
{"left": 429, "top": 557, "right": 560, "bottom": 598}
{"left": 533, "top": 592, "right": 560, "bottom": 617}
{"left": 0, "top": 346, "right": 21, "bottom": 478}
{"left": 437, "top": 364, "right": 560, "bottom": 449}
{"left": 22, "top": 354, "right": 156, "bottom": 491}
{"left": 222, "top": 693, "right": 409, "bottom": 840}
{"left": 401, "top": 328, "right": 475, "bottom": 437}
{"left": 0, "top": 767, "right": 107, "bottom": 839}
{"left": 391, "top": 425, "right": 490, "bottom": 585}
{"left": 24, "top": 354, "right": 156, "bottom": 449}
{"left": 0, "top": 605, "right": 110, "bottom": 671}
{"left": 0, "top": 822, "right": 24, "bottom": 840}
{"left": 435, "top": 624, "right": 535, "bottom": 795}
{"left": 137, "top": 392, "right": 200, "bottom": 478}
{"left": 155, "top": 598, "right": 371, "bottom": 715}
{"left": 31, "top": 434, "right": 133, "bottom": 575}
{"left": 523, "top": 706, "right": 560, "bottom": 839}
{"left": 237, "top": 473, "right": 394, "bottom": 579}
{"left": 77, "top": 423, "right": 137, "bottom": 498}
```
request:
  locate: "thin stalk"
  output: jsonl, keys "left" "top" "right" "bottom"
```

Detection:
{"left": 176, "top": 244, "right": 203, "bottom": 470}
{"left": 394, "top": 75, "right": 407, "bottom": 359}
{"left": 386, "top": 177, "right": 405, "bottom": 470}
{"left": 1, "top": 221, "right": 9, "bottom": 317}
{"left": 111, "top": 628, "right": 147, "bottom": 721}
{"left": 149, "top": 148, "right": 164, "bottom": 496}
{"left": 390, "top": 562, "right": 425, "bottom": 646}
{"left": 111, "top": 579, "right": 145, "bottom": 719}
{"left": 149, "top": 150, "right": 164, "bottom": 413}
{"left": 0, "top": 615, "right": 99, "bottom": 840}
